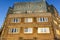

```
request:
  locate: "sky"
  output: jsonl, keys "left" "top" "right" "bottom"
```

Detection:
{"left": 0, "top": 0, "right": 60, "bottom": 28}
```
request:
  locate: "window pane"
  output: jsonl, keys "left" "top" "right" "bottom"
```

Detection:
{"left": 37, "top": 18, "right": 43, "bottom": 22}
{"left": 44, "top": 18, "right": 48, "bottom": 22}
{"left": 28, "top": 28, "right": 32, "bottom": 33}
{"left": 11, "top": 29, "right": 14, "bottom": 32}
{"left": 24, "top": 28, "right": 28, "bottom": 32}
{"left": 40, "top": 18, "right": 43, "bottom": 22}
{"left": 14, "top": 28, "right": 16, "bottom": 32}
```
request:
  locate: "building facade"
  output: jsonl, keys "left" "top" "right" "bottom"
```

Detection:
{"left": 0, "top": 0, "right": 60, "bottom": 40}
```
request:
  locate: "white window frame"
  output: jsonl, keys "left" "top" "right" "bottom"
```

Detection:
{"left": 25, "top": 18, "right": 33, "bottom": 22}
{"left": 9, "top": 28, "right": 20, "bottom": 34}
{"left": 38, "top": 28, "right": 50, "bottom": 33}
{"left": 12, "top": 18, "right": 20, "bottom": 23}
{"left": 37, "top": 17, "right": 48, "bottom": 22}
{"left": 24, "top": 28, "right": 33, "bottom": 33}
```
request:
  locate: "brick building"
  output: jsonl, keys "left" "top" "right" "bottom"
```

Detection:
{"left": 0, "top": 0, "right": 60, "bottom": 40}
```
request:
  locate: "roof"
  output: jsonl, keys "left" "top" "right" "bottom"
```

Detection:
{"left": 13, "top": 1, "right": 47, "bottom": 13}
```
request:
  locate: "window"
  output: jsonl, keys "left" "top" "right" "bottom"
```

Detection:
{"left": 27, "top": 11, "right": 32, "bottom": 13}
{"left": 59, "top": 25, "right": 60, "bottom": 27}
{"left": 12, "top": 18, "right": 20, "bottom": 23}
{"left": 14, "top": 11, "right": 22, "bottom": 14}
{"left": 38, "top": 28, "right": 50, "bottom": 33}
{"left": 37, "top": 17, "right": 48, "bottom": 22}
{"left": 24, "top": 28, "right": 33, "bottom": 33}
{"left": 53, "top": 20, "right": 57, "bottom": 25}
{"left": 44, "top": 18, "right": 48, "bottom": 22}
{"left": 56, "top": 29, "right": 60, "bottom": 35}
{"left": 9, "top": 28, "right": 19, "bottom": 34}
{"left": 25, "top": 18, "right": 33, "bottom": 22}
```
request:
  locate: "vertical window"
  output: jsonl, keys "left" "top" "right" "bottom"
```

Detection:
{"left": 12, "top": 18, "right": 20, "bottom": 23}
{"left": 37, "top": 17, "right": 48, "bottom": 22}
{"left": 25, "top": 18, "right": 33, "bottom": 22}
{"left": 24, "top": 28, "right": 33, "bottom": 33}
{"left": 40, "top": 18, "right": 43, "bottom": 22}
{"left": 38, "top": 28, "right": 50, "bottom": 33}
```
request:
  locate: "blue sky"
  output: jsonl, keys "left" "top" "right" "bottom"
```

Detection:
{"left": 0, "top": 0, "right": 60, "bottom": 28}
